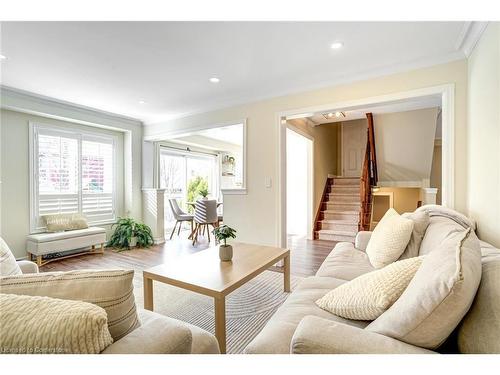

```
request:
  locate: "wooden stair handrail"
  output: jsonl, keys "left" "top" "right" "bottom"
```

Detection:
{"left": 313, "top": 176, "right": 333, "bottom": 239}
{"left": 359, "top": 113, "right": 378, "bottom": 231}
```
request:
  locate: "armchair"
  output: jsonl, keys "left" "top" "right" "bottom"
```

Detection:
{"left": 16, "top": 260, "right": 39, "bottom": 274}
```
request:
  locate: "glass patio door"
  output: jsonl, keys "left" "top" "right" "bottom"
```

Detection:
{"left": 159, "top": 148, "right": 218, "bottom": 231}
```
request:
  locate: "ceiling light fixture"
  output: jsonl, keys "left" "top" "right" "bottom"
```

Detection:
{"left": 330, "top": 41, "right": 344, "bottom": 49}
{"left": 139, "top": 100, "right": 146, "bottom": 104}
{"left": 322, "top": 111, "right": 346, "bottom": 120}
{"left": 0, "top": 54, "right": 6, "bottom": 60}
{"left": 209, "top": 77, "right": 220, "bottom": 83}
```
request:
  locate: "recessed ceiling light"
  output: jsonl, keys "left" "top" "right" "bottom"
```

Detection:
{"left": 330, "top": 42, "right": 344, "bottom": 49}
{"left": 0, "top": 54, "right": 6, "bottom": 60}
{"left": 209, "top": 77, "right": 220, "bottom": 83}
{"left": 138, "top": 100, "right": 146, "bottom": 104}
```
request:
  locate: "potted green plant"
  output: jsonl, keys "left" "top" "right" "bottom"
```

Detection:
{"left": 212, "top": 225, "right": 237, "bottom": 261}
{"left": 107, "top": 217, "right": 154, "bottom": 251}
{"left": 198, "top": 186, "right": 209, "bottom": 200}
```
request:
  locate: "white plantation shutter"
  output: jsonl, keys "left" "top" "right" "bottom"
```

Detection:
{"left": 81, "top": 138, "right": 115, "bottom": 222}
{"left": 36, "top": 132, "right": 79, "bottom": 227}
{"left": 32, "top": 125, "right": 116, "bottom": 230}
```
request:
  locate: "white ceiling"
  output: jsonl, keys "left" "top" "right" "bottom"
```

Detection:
{"left": 305, "top": 95, "right": 442, "bottom": 125}
{"left": 170, "top": 123, "right": 244, "bottom": 152}
{"left": 0, "top": 22, "right": 468, "bottom": 124}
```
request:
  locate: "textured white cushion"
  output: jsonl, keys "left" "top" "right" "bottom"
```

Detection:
{"left": 367, "top": 228, "right": 482, "bottom": 349}
{"left": 43, "top": 213, "right": 89, "bottom": 232}
{"left": 0, "top": 293, "right": 113, "bottom": 354}
{"left": 316, "top": 257, "right": 424, "bottom": 320}
{"left": 0, "top": 237, "right": 22, "bottom": 276}
{"left": 0, "top": 269, "right": 139, "bottom": 341}
{"left": 366, "top": 208, "right": 414, "bottom": 268}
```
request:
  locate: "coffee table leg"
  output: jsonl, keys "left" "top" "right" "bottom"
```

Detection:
{"left": 284, "top": 254, "right": 291, "bottom": 292}
{"left": 214, "top": 295, "right": 226, "bottom": 354}
{"left": 144, "top": 276, "right": 154, "bottom": 311}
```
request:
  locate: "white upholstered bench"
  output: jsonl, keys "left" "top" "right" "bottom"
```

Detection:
{"left": 26, "top": 227, "right": 107, "bottom": 266}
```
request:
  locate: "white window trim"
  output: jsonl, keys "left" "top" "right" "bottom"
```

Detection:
{"left": 29, "top": 121, "right": 118, "bottom": 233}
{"left": 146, "top": 119, "right": 248, "bottom": 195}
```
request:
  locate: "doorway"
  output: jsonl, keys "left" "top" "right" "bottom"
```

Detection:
{"left": 286, "top": 127, "right": 313, "bottom": 239}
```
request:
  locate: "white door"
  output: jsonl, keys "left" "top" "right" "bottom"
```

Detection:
{"left": 342, "top": 120, "right": 367, "bottom": 177}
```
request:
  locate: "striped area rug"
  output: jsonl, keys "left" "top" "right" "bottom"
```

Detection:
{"left": 133, "top": 270, "right": 301, "bottom": 354}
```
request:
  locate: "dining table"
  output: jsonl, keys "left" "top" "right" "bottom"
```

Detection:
{"left": 186, "top": 201, "right": 223, "bottom": 208}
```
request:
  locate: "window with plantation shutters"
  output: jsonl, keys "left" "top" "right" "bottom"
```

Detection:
{"left": 31, "top": 124, "right": 116, "bottom": 231}
{"left": 81, "top": 138, "right": 114, "bottom": 222}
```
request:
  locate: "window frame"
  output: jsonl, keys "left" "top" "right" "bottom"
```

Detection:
{"left": 29, "top": 122, "right": 118, "bottom": 232}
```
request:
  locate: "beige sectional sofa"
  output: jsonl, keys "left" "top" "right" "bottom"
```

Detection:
{"left": 245, "top": 206, "right": 500, "bottom": 354}
{"left": 1, "top": 252, "right": 220, "bottom": 354}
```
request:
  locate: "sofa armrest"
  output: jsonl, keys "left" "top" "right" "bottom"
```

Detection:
{"left": 17, "top": 260, "right": 39, "bottom": 274}
{"left": 101, "top": 316, "right": 192, "bottom": 354}
{"left": 291, "top": 316, "right": 435, "bottom": 354}
{"left": 355, "top": 231, "right": 372, "bottom": 251}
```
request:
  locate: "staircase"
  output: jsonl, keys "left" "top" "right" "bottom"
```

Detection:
{"left": 315, "top": 176, "right": 360, "bottom": 242}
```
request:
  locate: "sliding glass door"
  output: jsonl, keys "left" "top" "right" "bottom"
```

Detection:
{"left": 159, "top": 148, "right": 218, "bottom": 230}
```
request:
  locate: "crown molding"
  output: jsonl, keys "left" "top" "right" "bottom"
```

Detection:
{"left": 1, "top": 85, "right": 143, "bottom": 130}
{"left": 144, "top": 49, "right": 465, "bottom": 127}
{"left": 455, "top": 21, "right": 489, "bottom": 57}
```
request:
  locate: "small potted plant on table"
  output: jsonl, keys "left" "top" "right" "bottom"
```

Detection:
{"left": 212, "top": 225, "right": 237, "bottom": 261}
{"left": 198, "top": 187, "right": 209, "bottom": 200}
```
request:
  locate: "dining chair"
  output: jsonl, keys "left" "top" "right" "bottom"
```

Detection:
{"left": 168, "top": 199, "right": 194, "bottom": 240}
{"left": 191, "top": 199, "right": 218, "bottom": 245}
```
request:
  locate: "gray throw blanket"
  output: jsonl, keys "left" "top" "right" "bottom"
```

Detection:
{"left": 415, "top": 204, "right": 476, "bottom": 230}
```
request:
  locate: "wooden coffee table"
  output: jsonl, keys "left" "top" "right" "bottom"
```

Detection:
{"left": 143, "top": 242, "right": 290, "bottom": 354}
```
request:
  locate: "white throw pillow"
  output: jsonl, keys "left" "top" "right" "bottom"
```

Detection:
{"left": 0, "top": 293, "right": 113, "bottom": 354}
{"left": 0, "top": 237, "right": 22, "bottom": 276}
{"left": 366, "top": 208, "right": 414, "bottom": 268}
{"left": 316, "top": 257, "right": 424, "bottom": 320}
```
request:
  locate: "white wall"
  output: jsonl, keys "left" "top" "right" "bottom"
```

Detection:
{"left": 0, "top": 91, "right": 143, "bottom": 259}
{"left": 374, "top": 107, "right": 439, "bottom": 186}
{"left": 288, "top": 118, "right": 340, "bottom": 217}
{"left": 144, "top": 60, "right": 468, "bottom": 247}
{"left": 467, "top": 23, "right": 500, "bottom": 247}
{"left": 286, "top": 128, "right": 311, "bottom": 237}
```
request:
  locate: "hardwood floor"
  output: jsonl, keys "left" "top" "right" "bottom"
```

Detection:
{"left": 40, "top": 229, "right": 337, "bottom": 278}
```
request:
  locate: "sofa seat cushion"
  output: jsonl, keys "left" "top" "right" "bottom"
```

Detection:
{"left": 26, "top": 227, "right": 106, "bottom": 242}
{"left": 316, "top": 242, "right": 375, "bottom": 280}
{"left": 138, "top": 309, "right": 220, "bottom": 354}
{"left": 244, "top": 276, "right": 370, "bottom": 354}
